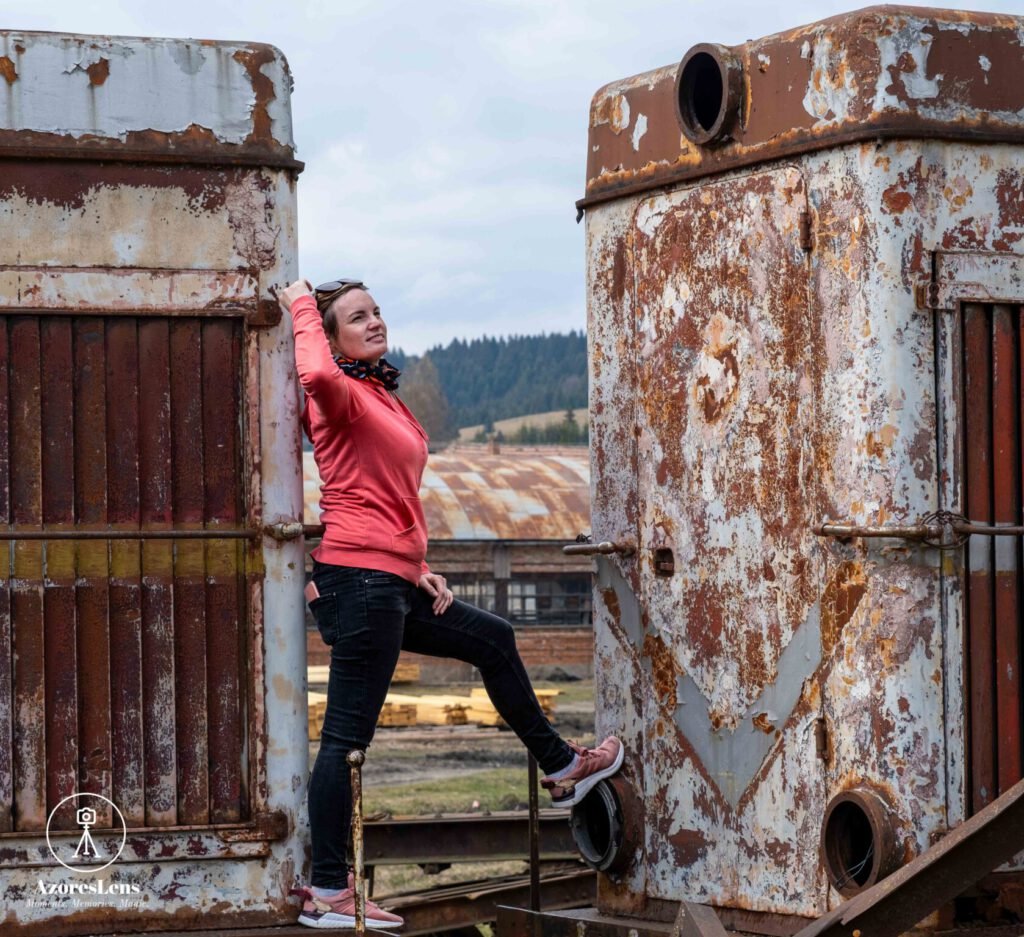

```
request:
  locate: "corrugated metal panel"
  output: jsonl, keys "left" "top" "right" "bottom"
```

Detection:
{"left": 961, "top": 302, "right": 1024, "bottom": 811}
{"left": 0, "top": 315, "right": 248, "bottom": 833}
{"left": 303, "top": 447, "right": 591, "bottom": 541}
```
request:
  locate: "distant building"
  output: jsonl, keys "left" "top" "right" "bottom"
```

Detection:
{"left": 303, "top": 443, "right": 594, "bottom": 679}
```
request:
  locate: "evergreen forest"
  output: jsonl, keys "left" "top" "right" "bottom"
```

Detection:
{"left": 389, "top": 331, "right": 588, "bottom": 442}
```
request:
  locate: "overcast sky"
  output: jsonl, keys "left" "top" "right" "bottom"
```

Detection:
{"left": 4, "top": 1, "right": 1022, "bottom": 353}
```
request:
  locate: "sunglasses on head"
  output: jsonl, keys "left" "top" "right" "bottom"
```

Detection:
{"left": 314, "top": 278, "right": 368, "bottom": 311}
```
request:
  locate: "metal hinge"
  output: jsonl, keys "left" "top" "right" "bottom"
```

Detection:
{"left": 799, "top": 211, "right": 813, "bottom": 252}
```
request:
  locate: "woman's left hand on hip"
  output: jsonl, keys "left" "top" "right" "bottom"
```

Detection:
{"left": 418, "top": 572, "right": 453, "bottom": 616}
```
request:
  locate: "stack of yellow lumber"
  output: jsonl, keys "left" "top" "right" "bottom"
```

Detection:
{"left": 385, "top": 693, "right": 470, "bottom": 726}
{"left": 307, "top": 687, "right": 561, "bottom": 738}
{"left": 378, "top": 702, "right": 417, "bottom": 727}
{"left": 308, "top": 691, "right": 328, "bottom": 740}
{"left": 466, "top": 687, "right": 560, "bottom": 727}
{"left": 307, "top": 661, "right": 420, "bottom": 686}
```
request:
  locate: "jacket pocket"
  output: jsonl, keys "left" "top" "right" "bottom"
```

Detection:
{"left": 308, "top": 592, "right": 340, "bottom": 646}
{"left": 391, "top": 497, "right": 427, "bottom": 558}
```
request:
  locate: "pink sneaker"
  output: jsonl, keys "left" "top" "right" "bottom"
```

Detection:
{"left": 291, "top": 876, "right": 404, "bottom": 930}
{"left": 541, "top": 736, "right": 624, "bottom": 806}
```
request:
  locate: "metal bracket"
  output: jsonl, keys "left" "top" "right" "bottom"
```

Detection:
{"left": 262, "top": 521, "right": 305, "bottom": 541}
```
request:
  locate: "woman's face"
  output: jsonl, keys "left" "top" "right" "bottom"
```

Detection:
{"left": 326, "top": 288, "right": 388, "bottom": 363}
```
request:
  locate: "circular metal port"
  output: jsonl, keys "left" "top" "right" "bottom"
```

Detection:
{"left": 821, "top": 788, "right": 901, "bottom": 896}
{"left": 569, "top": 775, "right": 638, "bottom": 874}
{"left": 675, "top": 43, "right": 743, "bottom": 146}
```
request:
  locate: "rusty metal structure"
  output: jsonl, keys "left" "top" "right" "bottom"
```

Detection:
{"left": 0, "top": 30, "right": 306, "bottom": 934}
{"left": 505, "top": 6, "right": 1024, "bottom": 937}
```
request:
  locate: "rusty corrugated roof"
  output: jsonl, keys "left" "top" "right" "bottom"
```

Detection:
{"left": 303, "top": 445, "right": 590, "bottom": 540}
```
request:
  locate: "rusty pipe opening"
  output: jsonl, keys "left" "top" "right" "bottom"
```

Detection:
{"left": 674, "top": 43, "right": 742, "bottom": 146}
{"left": 569, "top": 775, "right": 638, "bottom": 874}
{"left": 821, "top": 788, "right": 901, "bottom": 897}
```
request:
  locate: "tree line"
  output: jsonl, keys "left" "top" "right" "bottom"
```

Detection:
{"left": 390, "top": 332, "right": 588, "bottom": 443}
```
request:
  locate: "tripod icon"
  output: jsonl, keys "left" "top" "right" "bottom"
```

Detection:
{"left": 73, "top": 807, "right": 100, "bottom": 861}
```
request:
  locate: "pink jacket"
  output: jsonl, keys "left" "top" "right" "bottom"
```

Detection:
{"left": 291, "top": 294, "right": 430, "bottom": 583}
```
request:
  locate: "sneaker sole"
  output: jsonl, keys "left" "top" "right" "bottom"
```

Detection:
{"left": 298, "top": 910, "right": 404, "bottom": 930}
{"left": 551, "top": 742, "right": 625, "bottom": 807}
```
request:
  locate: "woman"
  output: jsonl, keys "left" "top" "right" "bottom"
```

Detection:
{"left": 278, "top": 278, "right": 623, "bottom": 931}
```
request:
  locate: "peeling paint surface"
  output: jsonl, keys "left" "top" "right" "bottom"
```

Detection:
{"left": 582, "top": 9, "right": 1024, "bottom": 209}
{"left": 0, "top": 29, "right": 305, "bottom": 936}
{"left": 584, "top": 127, "right": 1024, "bottom": 928}
{"left": 0, "top": 31, "right": 295, "bottom": 164}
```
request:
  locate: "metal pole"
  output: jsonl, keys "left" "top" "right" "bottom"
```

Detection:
{"left": 528, "top": 753, "right": 540, "bottom": 913}
{"left": 348, "top": 750, "right": 367, "bottom": 936}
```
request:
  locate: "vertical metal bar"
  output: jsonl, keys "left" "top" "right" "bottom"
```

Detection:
{"left": 202, "top": 319, "right": 244, "bottom": 823}
{"left": 528, "top": 752, "right": 541, "bottom": 913}
{"left": 171, "top": 319, "right": 209, "bottom": 824}
{"left": 138, "top": 318, "right": 177, "bottom": 827}
{"left": 106, "top": 317, "right": 145, "bottom": 827}
{"left": 940, "top": 293, "right": 969, "bottom": 829}
{"left": 993, "top": 304, "right": 1022, "bottom": 795}
{"left": 74, "top": 316, "right": 113, "bottom": 826}
{"left": 964, "top": 302, "right": 997, "bottom": 812}
{"left": 40, "top": 317, "right": 78, "bottom": 828}
{"left": 348, "top": 749, "right": 366, "bottom": 937}
{"left": 0, "top": 317, "right": 12, "bottom": 832}
{"left": 9, "top": 316, "right": 46, "bottom": 831}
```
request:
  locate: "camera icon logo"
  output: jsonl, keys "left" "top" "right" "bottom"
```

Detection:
{"left": 45, "top": 793, "right": 127, "bottom": 874}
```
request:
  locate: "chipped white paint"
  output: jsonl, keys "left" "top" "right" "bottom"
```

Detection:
{"left": 0, "top": 31, "right": 293, "bottom": 146}
{"left": 873, "top": 18, "right": 943, "bottom": 109}
{"left": 631, "top": 114, "right": 648, "bottom": 152}
{"left": 802, "top": 33, "right": 858, "bottom": 124}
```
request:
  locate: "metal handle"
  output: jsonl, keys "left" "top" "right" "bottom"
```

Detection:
{"left": 814, "top": 511, "right": 1024, "bottom": 550}
{"left": 562, "top": 540, "right": 636, "bottom": 557}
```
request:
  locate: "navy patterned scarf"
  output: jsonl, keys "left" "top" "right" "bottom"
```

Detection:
{"left": 333, "top": 355, "right": 401, "bottom": 391}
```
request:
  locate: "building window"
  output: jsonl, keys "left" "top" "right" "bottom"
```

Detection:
{"left": 448, "top": 577, "right": 496, "bottom": 613}
{"left": 509, "top": 576, "right": 592, "bottom": 626}
{"left": 447, "top": 574, "right": 592, "bottom": 626}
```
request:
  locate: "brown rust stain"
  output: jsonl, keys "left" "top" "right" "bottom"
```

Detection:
{"left": 696, "top": 341, "right": 740, "bottom": 422}
{"left": 864, "top": 423, "right": 899, "bottom": 460}
{"left": 666, "top": 826, "right": 710, "bottom": 865}
{"left": 232, "top": 47, "right": 277, "bottom": 144}
{"left": 643, "top": 631, "right": 679, "bottom": 711}
{"left": 0, "top": 160, "right": 235, "bottom": 212}
{"left": 821, "top": 561, "right": 867, "bottom": 656}
{"left": 751, "top": 711, "right": 775, "bottom": 734}
{"left": 86, "top": 58, "right": 110, "bottom": 85}
{"left": 600, "top": 586, "right": 621, "bottom": 627}
{"left": 882, "top": 187, "right": 914, "bottom": 215}
{"left": 0, "top": 55, "right": 16, "bottom": 84}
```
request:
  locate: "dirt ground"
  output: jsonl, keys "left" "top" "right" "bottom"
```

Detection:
{"left": 309, "top": 679, "right": 596, "bottom": 789}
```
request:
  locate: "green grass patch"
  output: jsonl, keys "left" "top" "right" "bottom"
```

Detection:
{"left": 364, "top": 766, "right": 530, "bottom": 816}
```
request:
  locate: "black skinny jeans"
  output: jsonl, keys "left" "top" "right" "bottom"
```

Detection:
{"left": 306, "top": 561, "right": 574, "bottom": 888}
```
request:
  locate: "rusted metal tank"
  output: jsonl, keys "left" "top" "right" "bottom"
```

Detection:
{"left": 504, "top": 7, "right": 1024, "bottom": 937}
{"left": 0, "top": 30, "right": 305, "bottom": 934}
